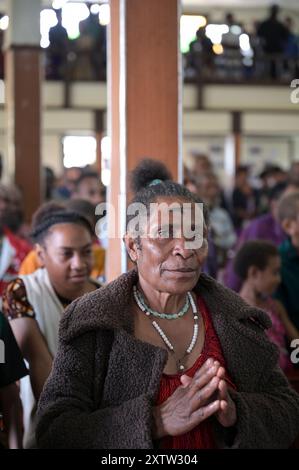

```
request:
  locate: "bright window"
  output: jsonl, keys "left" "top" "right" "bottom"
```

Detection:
{"left": 63, "top": 136, "right": 97, "bottom": 168}
{"left": 61, "top": 2, "right": 89, "bottom": 39}
{"left": 180, "top": 15, "right": 207, "bottom": 53}
{"left": 40, "top": 1, "right": 108, "bottom": 47}
{"left": 40, "top": 9, "right": 58, "bottom": 48}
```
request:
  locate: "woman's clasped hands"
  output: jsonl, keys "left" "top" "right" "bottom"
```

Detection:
{"left": 153, "top": 358, "right": 237, "bottom": 439}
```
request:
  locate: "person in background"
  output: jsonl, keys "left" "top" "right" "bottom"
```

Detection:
{"left": 19, "top": 200, "right": 105, "bottom": 282}
{"left": 257, "top": 4, "right": 289, "bottom": 79}
{"left": 184, "top": 174, "right": 219, "bottom": 279}
{"left": 187, "top": 26, "right": 214, "bottom": 78}
{"left": 18, "top": 202, "right": 64, "bottom": 276}
{"left": 72, "top": 172, "right": 105, "bottom": 207}
{"left": 183, "top": 165, "right": 193, "bottom": 188}
{"left": 274, "top": 192, "right": 299, "bottom": 332}
{"left": 36, "top": 159, "right": 299, "bottom": 449}
{"left": 186, "top": 152, "right": 229, "bottom": 212}
{"left": 0, "top": 184, "right": 31, "bottom": 297}
{"left": 66, "top": 198, "right": 105, "bottom": 281}
{"left": 72, "top": 172, "right": 108, "bottom": 250}
{"left": 43, "top": 167, "right": 56, "bottom": 202}
{"left": 2, "top": 185, "right": 30, "bottom": 240}
{"left": 73, "top": 7, "right": 95, "bottom": 81}
{"left": 53, "top": 167, "right": 83, "bottom": 200}
{"left": 194, "top": 172, "right": 236, "bottom": 270}
{"left": 257, "top": 165, "right": 287, "bottom": 214}
{"left": 241, "top": 182, "right": 288, "bottom": 244}
{"left": 284, "top": 17, "right": 299, "bottom": 61}
{"left": 0, "top": 312, "right": 27, "bottom": 448}
{"left": 188, "top": 152, "right": 213, "bottom": 178}
{"left": 224, "top": 182, "right": 287, "bottom": 292}
{"left": 221, "top": 14, "right": 242, "bottom": 56}
{"left": 47, "top": 8, "right": 69, "bottom": 80}
{"left": 234, "top": 240, "right": 298, "bottom": 372}
{"left": 2, "top": 207, "right": 101, "bottom": 448}
{"left": 75, "top": 3, "right": 107, "bottom": 80}
{"left": 231, "top": 165, "right": 258, "bottom": 233}
{"left": 288, "top": 161, "right": 299, "bottom": 186}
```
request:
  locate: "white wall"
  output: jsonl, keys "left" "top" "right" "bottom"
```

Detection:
{"left": 292, "top": 137, "right": 299, "bottom": 161}
{"left": 204, "top": 86, "right": 298, "bottom": 112}
{"left": 42, "top": 134, "right": 63, "bottom": 175}
{"left": 242, "top": 136, "right": 292, "bottom": 174}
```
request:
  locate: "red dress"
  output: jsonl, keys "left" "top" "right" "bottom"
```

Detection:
{"left": 156, "top": 295, "right": 236, "bottom": 449}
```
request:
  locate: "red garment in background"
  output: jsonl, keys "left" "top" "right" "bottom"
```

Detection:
{"left": 156, "top": 295, "right": 236, "bottom": 449}
{"left": 0, "top": 227, "right": 31, "bottom": 295}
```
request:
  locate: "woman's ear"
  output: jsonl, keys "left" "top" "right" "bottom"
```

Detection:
{"left": 35, "top": 243, "right": 46, "bottom": 267}
{"left": 281, "top": 218, "right": 293, "bottom": 236}
{"left": 123, "top": 233, "right": 139, "bottom": 264}
{"left": 247, "top": 265, "right": 259, "bottom": 280}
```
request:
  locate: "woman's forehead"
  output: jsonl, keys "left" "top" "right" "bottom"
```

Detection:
{"left": 148, "top": 198, "right": 205, "bottom": 223}
{"left": 45, "top": 223, "right": 92, "bottom": 243}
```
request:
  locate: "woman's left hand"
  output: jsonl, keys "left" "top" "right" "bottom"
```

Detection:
{"left": 215, "top": 378, "right": 237, "bottom": 428}
{"left": 180, "top": 366, "right": 237, "bottom": 428}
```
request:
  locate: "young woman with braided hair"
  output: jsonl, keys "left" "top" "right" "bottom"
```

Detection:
{"left": 2, "top": 204, "right": 101, "bottom": 448}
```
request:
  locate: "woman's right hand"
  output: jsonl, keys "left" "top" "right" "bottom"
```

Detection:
{"left": 152, "top": 358, "right": 224, "bottom": 439}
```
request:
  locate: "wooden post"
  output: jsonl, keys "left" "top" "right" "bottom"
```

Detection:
{"left": 107, "top": 0, "right": 182, "bottom": 281}
{"left": 5, "top": 0, "right": 42, "bottom": 222}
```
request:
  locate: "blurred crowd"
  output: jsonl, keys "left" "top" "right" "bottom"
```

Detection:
{"left": 46, "top": 6, "right": 107, "bottom": 81}
{"left": 0, "top": 5, "right": 107, "bottom": 82}
{"left": 0, "top": 4, "right": 296, "bottom": 83}
{"left": 185, "top": 5, "right": 299, "bottom": 82}
{"left": 184, "top": 153, "right": 299, "bottom": 375}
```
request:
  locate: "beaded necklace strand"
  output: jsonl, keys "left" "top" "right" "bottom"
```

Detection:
{"left": 133, "top": 286, "right": 199, "bottom": 372}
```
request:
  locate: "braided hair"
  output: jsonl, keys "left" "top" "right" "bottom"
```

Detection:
{"left": 31, "top": 203, "right": 93, "bottom": 245}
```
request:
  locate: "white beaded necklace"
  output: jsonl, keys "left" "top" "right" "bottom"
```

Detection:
{"left": 133, "top": 288, "right": 200, "bottom": 373}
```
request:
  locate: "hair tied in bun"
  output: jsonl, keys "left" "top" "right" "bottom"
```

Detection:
{"left": 149, "top": 179, "right": 162, "bottom": 187}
